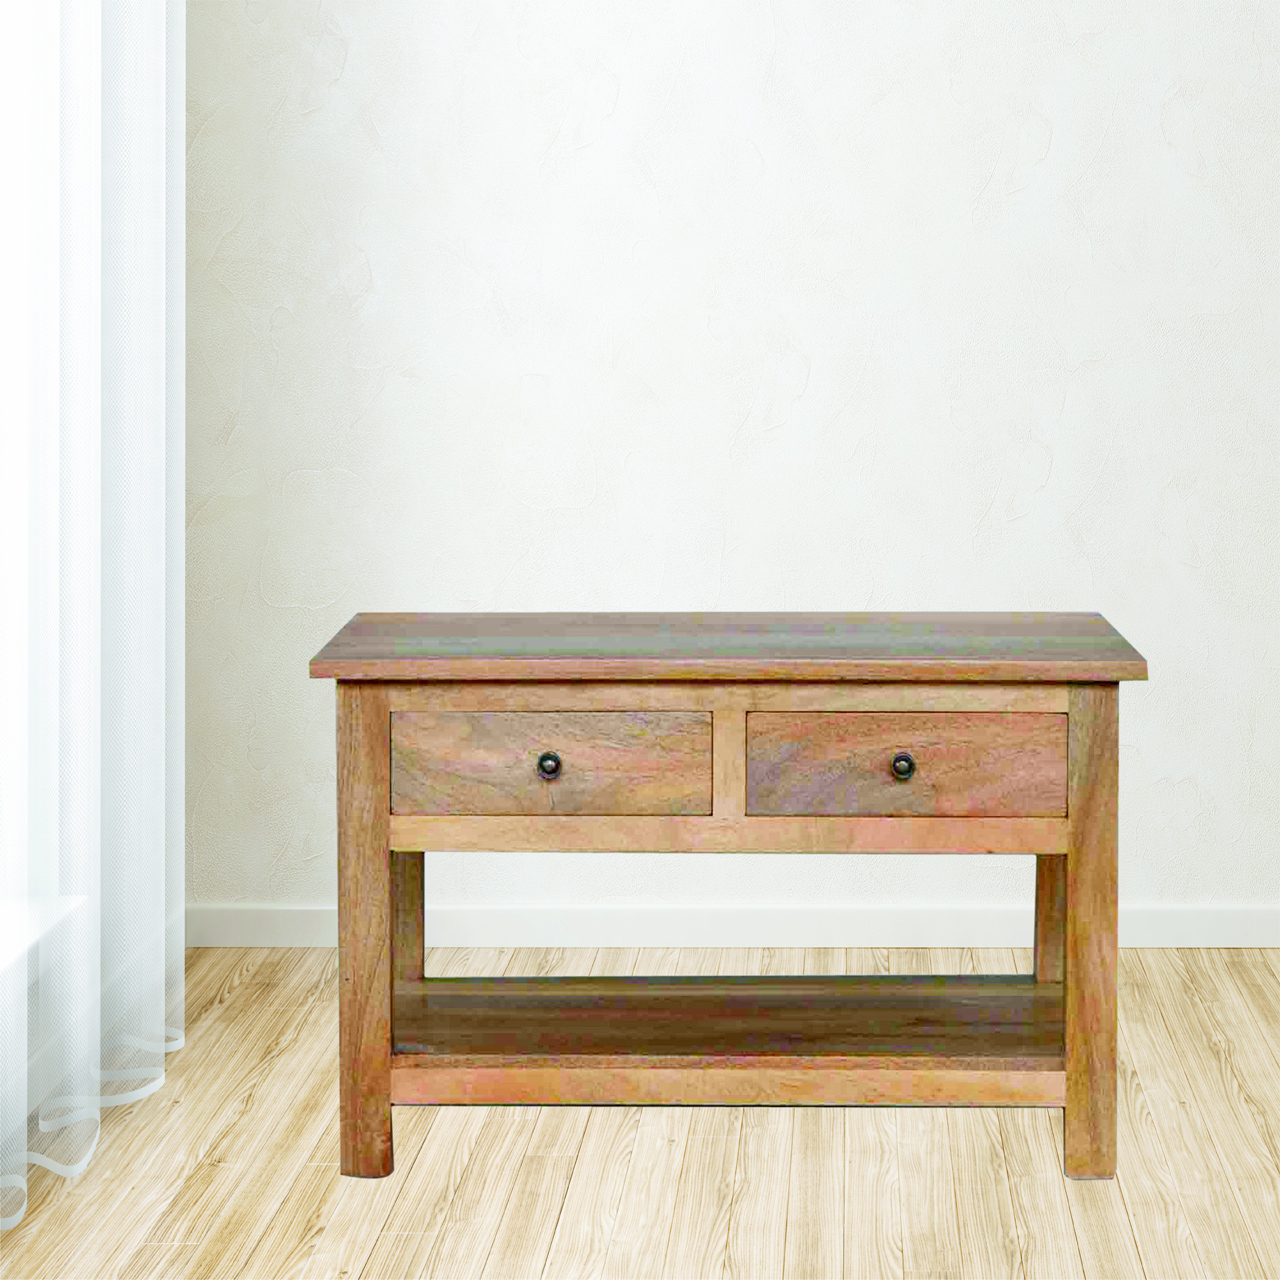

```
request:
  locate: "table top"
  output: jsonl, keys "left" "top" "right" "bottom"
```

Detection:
{"left": 309, "top": 612, "right": 1147, "bottom": 683}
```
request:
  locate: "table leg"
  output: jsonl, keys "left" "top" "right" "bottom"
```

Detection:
{"left": 1034, "top": 856, "right": 1065, "bottom": 983}
{"left": 393, "top": 851, "right": 425, "bottom": 984}
{"left": 1064, "top": 683, "right": 1118, "bottom": 1178}
{"left": 337, "top": 681, "right": 393, "bottom": 1177}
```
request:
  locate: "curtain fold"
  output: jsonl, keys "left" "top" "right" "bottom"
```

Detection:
{"left": 0, "top": 0, "right": 183, "bottom": 1232}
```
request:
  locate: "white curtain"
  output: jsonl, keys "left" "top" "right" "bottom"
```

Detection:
{"left": 0, "top": 0, "right": 184, "bottom": 1231}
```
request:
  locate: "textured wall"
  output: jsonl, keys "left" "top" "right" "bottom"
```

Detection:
{"left": 188, "top": 1, "right": 1279, "bottom": 922}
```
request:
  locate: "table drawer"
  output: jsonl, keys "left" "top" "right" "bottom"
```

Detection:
{"left": 391, "top": 711, "right": 712, "bottom": 815}
{"left": 746, "top": 712, "right": 1067, "bottom": 816}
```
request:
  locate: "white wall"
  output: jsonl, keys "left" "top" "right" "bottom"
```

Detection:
{"left": 187, "top": 0, "right": 1280, "bottom": 946}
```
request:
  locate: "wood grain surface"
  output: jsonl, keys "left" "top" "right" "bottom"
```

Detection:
{"left": 943, "top": 949, "right": 1027, "bottom": 1280}
{"left": 296, "top": 1106, "right": 437, "bottom": 1280}
{"left": 899, "top": 1105, "right": 963, "bottom": 1280}
{"left": 844, "top": 1107, "right": 902, "bottom": 1280}
{"left": 475, "top": 1106, "right": 591, "bottom": 1279}
{"left": 8, "top": 946, "right": 1278, "bottom": 1280}
{"left": 890, "top": 949, "right": 966, "bottom": 1280}
{"left": 357, "top": 1104, "right": 490, "bottom": 1280}
{"left": 1000, "top": 1107, "right": 1085, "bottom": 1278}
{"left": 1062, "top": 1162, "right": 1148, "bottom": 1280}
{"left": 1064, "top": 684, "right": 1119, "bottom": 1178}
{"left": 391, "top": 974, "right": 1066, "bottom": 1061}
{"left": 1118, "top": 950, "right": 1265, "bottom": 1278}
{"left": 391, "top": 850, "right": 423, "bottom": 985}
{"left": 1133, "top": 949, "right": 1280, "bottom": 1275}
{"left": 720, "top": 950, "right": 797, "bottom": 1280}
{"left": 306, "top": 614, "right": 1140, "bottom": 1214}
{"left": 391, "top": 710, "right": 711, "bottom": 815}
{"left": 389, "top": 812, "right": 1070, "bottom": 853}
{"left": 786, "top": 1108, "right": 844, "bottom": 1279}
{"left": 950, "top": 1108, "right": 1024, "bottom": 1280}
{"left": 1035, "top": 854, "right": 1066, "bottom": 983}
{"left": 723, "top": 1108, "right": 791, "bottom": 1280}
{"left": 660, "top": 1108, "right": 740, "bottom": 1280}
{"left": 1112, "top": 1023, "right": 1207, "bottom": 1280}
{"left": 600, "top": 1108, "right": 691, "bottom": 1280}
{"left": 0, "top": 952, "right": 317, "bottom": 1280}
{"left": 746, "top": 711, "right": 1068, "bottom": 816}
{"left": 388, "top": 1062, "right": 1067, "bottom": 1107}
{"left": 336, "top": 682, "right": 393, "bottom": 1179}
{"left": 416, "top": 1105, "right": 541, "bottom": 1279}
{"left": 310, "top": 611, "right": 1149, "bottom": 681}
{"left": 712, "top": 704, "right": 747, "bottom": 819}
{"left": 385, "top": 974, "right": 1066, "bottom": 1106}
{"left": 388, "top": 680, "right": 1072, "bottom": 713}
{"left": 541, "top": 1106, "right": 642, "bottom": 1280}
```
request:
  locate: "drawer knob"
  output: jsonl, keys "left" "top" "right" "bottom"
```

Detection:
{"left": 890, "top": 751, "right": 916, "bottom": 781}
{"left": 536, "top": 751, "right": 563, "bottom": 780}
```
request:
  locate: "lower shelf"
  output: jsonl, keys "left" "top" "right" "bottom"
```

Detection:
{"left": 390, "top": 974, "right": 1066, "bottom": 1106}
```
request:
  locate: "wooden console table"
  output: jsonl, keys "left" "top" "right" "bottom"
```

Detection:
{"left": 310, "top": 612, "right": 1146, "bottom": 1180}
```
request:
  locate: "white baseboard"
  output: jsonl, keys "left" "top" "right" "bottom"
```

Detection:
{"left": 186, "top": 904, "right": 339, "bottom": 948}
{"left": 1121, "top": 905, "right": 1278, "bottom": 947}
{"left": 185, "top": 902, "right": 1278, "bottom": 949}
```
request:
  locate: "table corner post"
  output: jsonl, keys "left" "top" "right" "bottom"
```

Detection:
{"left": 337, "top": 680, "right": 394, "bottom": 1177}
{"left": 1064, "top": 682, "right": 1118, "bottom": 1178}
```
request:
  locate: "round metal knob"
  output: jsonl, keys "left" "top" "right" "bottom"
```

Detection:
{"left": 890, "top": 751, "right": 916, "bottom": 781}
{"left": 536, "top": 751, "right": 562, "bottom": 780}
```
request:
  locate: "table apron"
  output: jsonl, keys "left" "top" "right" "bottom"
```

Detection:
{"left": 389, "top": 814, "right": 1070, "bottom": 854}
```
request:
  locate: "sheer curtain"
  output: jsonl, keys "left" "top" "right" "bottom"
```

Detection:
{"left": 0, "top": 0, "right": 184, "bottom": 1231}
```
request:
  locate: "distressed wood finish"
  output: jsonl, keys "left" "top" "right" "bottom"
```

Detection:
{"left": 336, "top": 682, "right": 393, "bottom": 1178}
{"left": 1036, "top": 854, "right": 1067, "bottom": 983}
{"left": 311, "top": 611, "right": 1148, "bottom": 682}
{"left": 390, "top": 813, "right": 1069, "bottom": 854}
{"left": 391, "top": 850, "right": 423, "bottom": 985}
{"left": 386, "top": 974, "right": 1066, "bottom": 1106}
{"left": 389, "top": 1062, "right": 1065, "bottom": 1107}
{"left": 308, "top": 613, "right": 1145, "bottom": 1183}
{"left": 713, "top": 703, "right": 747, "bottom": 818}
{"left": 392, "top": 975, "right": 1064, "bottom": 1061}
{"left": 388, "top": 680, "right": 1071, "bottom": 713}
{"left": 391, "top": 710, "right": 711, "bottom": 816}
{"left": 1065, "top": 683, "right": 1119, "bottom": 1178}
{"left": 746, "top": 711, "right": 1068, "bottom": 816}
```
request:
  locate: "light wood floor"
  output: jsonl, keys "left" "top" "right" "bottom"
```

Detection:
{"left": 3, "top": 946, "right": 1279, "bottom": 1280}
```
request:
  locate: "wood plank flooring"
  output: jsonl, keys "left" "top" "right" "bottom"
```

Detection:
{"left": 2, "top": 947, "right": 1278, "bottom": 1279}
